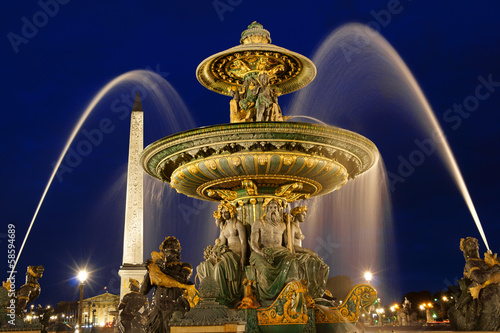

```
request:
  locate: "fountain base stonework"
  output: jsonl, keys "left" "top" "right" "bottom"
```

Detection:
{"left": 138, "top": 22, "right": 378, "bottom": 332}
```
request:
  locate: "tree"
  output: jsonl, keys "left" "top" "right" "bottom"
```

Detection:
{"left": 431, "top": 290, "right": 454, "bottom": 320}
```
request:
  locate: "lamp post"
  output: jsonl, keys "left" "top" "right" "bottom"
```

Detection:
{"left": 361, "top": 272, "right": 373, "bottom": 326}
{"left": 91, "top": 303, "right": 96, "bottom": 328}
{"left": 77, "top": 271, "right": 88, "bottom": 331}
{"left": 420, "top": 302, "right": 433, "bottom": 323}
{"left": 375, "top": 300, "right": 384, "bottom": 326}
{"left": 390, "top": 304, "right": 399, "bottom": 325}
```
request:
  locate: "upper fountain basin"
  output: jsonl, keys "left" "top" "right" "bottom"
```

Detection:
{"left": 141, "top": 122, "right": 379, "bottom": 202}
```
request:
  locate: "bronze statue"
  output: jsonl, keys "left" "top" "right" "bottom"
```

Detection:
{"left": 230, "top": 71, "right": 285, "bottom": 123}
{"left": 15, "top": 266, "right": 44, "bottom": 316}
{"left": 290, "top": 206, "right": 329, "bottom": 298}
{"left": 238, "top": 74, "right": 259, "bottom": 122}
{"left": 141, "top": 237, "right": 197, "bottom": 333}
{"left": 255, "top": 73, "right": 274, "bottom": 122}
{"left": 38, "top": 305, "right": 54, "bottom": 332}
{"left": 228, "top": 87, "right": 244, "bottom": 123}
{"left": 118, "top": 278, "right": 147, "bottom": 333}
{"left": 249, "top": 198, "right": 299, "bottom": 300}
{"left": 448, "top": 237, "right": 500, "bottom": 331}
{"left": 196, "top": 202, "right": 247, "bottom": 306}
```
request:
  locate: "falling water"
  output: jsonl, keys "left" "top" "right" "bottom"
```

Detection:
{"left": 288, "top": 115, "right": 328, "bottom": 125}
{"left": 290, "top": 157, "right": 396, "bottom": 292}
{"left": 74, "top": 70, "right": 218, "bottom": 274}
{"left": 289, "top": 23, "right": 490, "bottom": 270}
{"left": 10, "top": 70, "right": 209, "bottom": 278}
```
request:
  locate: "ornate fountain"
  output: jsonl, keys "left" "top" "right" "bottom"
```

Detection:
{"left": 141, "top": 22, "right": 378, "bottom": 333}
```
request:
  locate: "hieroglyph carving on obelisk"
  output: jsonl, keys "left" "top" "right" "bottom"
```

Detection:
{"left": 118, "top": 92, "right": 147, "bottom": 300}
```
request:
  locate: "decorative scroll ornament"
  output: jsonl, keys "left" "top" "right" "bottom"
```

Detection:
{"left": 275, "top": 182, "right": 310, "bottom": 202}
{"left": 206, "top": 189, "right": 238, "bottom": 201}
{"left": 314, "top": 284, "right": 377, "bottom": 324}
{"left": 257, "top": 281, "right": 309, "bottom": 325}
{"left": 242, "top": 179, "right": 258, "bottom": 196}
{"left": 301, "top": 280, "right": 315, "bottom": 308}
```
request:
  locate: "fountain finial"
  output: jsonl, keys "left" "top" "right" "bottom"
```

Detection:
{"left": 240, "top": 21, "right": 271, "bottom": 44}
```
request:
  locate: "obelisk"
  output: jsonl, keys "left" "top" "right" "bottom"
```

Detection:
{"left": 118, "top": 92, "right": 147, "bottom": 300}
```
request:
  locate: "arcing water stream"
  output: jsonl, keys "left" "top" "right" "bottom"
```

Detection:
{"left": 9, "top": 70, "right": 197, "bottom": 279}
{"left": 290, "top": 23, "right": 490, "bottom": 252}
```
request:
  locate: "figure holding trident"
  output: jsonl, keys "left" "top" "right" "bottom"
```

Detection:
{"left": 249, "top": 198, "right": 299, "bottom": 300}
{"left": 284, "top": 210, "right": 295, "bottom": 255}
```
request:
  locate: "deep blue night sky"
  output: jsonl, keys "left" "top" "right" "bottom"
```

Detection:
{"left": 2, "top": 0, "right": 500, "bottom": 307}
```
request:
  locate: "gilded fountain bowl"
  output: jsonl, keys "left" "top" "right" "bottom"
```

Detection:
{"left": 141, "top": 122, "right": 378, "bottom": 202}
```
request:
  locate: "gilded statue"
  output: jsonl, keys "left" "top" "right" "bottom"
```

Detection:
{"left": 228, "top": 88, "right": 244, "bottom": 123}
{"left": 141, "top": 237, "right": 196, "bottom": 333}
{"left": 237, "top": 74, "right": 259, "bottom": 122}
{"left": 229, "top": 65, "right": 285, "bottom": 122}
{"left": 15, "top": 265, "right": 44, "bottom": 316}
{"left": 255, "top": 73, "right": 284, "bottom": 122}
{"left": 448, "top": 237, "right": 500, "bottom": 331}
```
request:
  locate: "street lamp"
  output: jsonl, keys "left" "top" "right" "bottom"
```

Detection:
{"left": 364, "top": 271, "right": 373, "bottom": 283}
{"left": 390, "top": 304, "right": 399, "bottom": 311}
{"left": 30, "top": 304, "right": 34, "bottom": 324}
{"left": 77, "top": 270, "right": 88, "bottom": 331}
{"left": 420, "top": 302, "right": 433, "bottom": 323}
{"left": 375, "top": 308, "right": 385, "bottom": 325}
